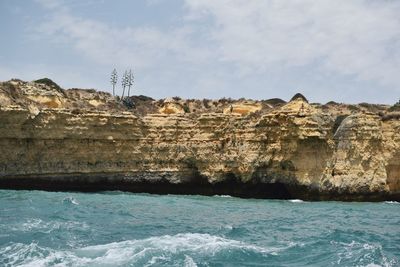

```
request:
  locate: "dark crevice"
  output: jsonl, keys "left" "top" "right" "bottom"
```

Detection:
{"left": 0, "top": 174, "right": 295, "bottom": 199}
{"left": 0, "top": 174, "right": 397, "bottom": 201}
{"left": 332, "top": 115, "right": 349, "bottom": 135}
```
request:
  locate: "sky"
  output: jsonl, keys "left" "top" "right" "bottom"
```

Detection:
{"left": 0, "top": 0, "right": 399, "bottom": 104}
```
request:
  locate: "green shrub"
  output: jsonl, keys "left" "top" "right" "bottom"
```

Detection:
{"left": 183, "top": 104, "right": 190, "bottom": 113}
{"left": 202, "top": 99, "right": 211, "bottom": 108}
{"left": 388, "top": 99, "right": 400, "bottom": 112}
{"left": 34, "top": 78, "right": 62, "bottom": 91}
{"left": 122, "top": 97, "right": 135, "bottom": 109}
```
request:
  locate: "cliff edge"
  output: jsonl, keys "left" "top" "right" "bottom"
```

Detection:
{"left": 1, "top": 79, "right": 399, "bottom": 201}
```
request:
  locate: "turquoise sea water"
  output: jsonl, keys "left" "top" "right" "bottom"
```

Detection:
{"left": 0, "top": 190, "right": 399, "bottom": 267}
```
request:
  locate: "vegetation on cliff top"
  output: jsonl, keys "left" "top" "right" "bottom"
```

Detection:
{"left": 290, "top": 93, "right": 308, "bottom": 103}
{"left": 34, "top": 78, "right": 62, "bottom": 92}
{"left": 0, "top": 78, "right": 398, "bottom": 121}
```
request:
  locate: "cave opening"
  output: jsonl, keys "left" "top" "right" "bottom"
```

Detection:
{"left": 0, "top": 174, "right": 295, "bottom": 200}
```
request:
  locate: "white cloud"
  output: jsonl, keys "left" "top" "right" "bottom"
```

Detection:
{"left": 184, "top": 0, "right": 400, "bottom": 87}
{"left": 27, "top": 0, "right": 400, "bottom": 102}
{"left": 35, "top": 0, "right": 212, "bottom": 70}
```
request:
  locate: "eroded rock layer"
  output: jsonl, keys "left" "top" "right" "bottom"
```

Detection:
{"left": 1, "top": 79, "right": 399, "bottom": 200}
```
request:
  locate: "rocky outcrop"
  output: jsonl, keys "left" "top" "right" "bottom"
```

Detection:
{"left": 0, "top": 79, "right": 399, "bottom": 201}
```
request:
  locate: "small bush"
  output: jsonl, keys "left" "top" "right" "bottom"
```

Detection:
{"left": 290, "top": 93, "right": 308, "bottom": 103}
{"left": 34, "top": 78, "right": 62, "bottom": 91}
{"left": 202, "top": 99, "right": 211, "bottom": 109}
{"left": 326, "top": 101, "right": 339, "bottom": 105}
{"left": 347, "top": 105, "right": 360, "bottom": 112}
{"left": 263, "top": 98, "right": 286, "bottom": 106}
{"left": 358, "top": 102, "right": 386, "bottom": 113}
{"left": 183, "top": 104, "right": 190, "bottom": 113}
{"left": 388, "top": 100, "right": 400, "bottom": 112}
{"left": 134, "top": 95, "right": 154, "bottom": 102}
{"left": 382, "top": 112, "right": 400, "bottom": 121}
{"left": 122, "top": 97, "right": 135, "bottom": 109}
{"left": 218, "top": 97, "right": 233, "bottom": 104}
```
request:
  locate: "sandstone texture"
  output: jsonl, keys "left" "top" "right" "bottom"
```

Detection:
{"left": 0, "top": 79, "right": 399, "bottom": 201}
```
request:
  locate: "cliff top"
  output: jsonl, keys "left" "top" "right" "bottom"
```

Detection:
{"left": 0, "top": 78, "right": 398, "bottom": 119}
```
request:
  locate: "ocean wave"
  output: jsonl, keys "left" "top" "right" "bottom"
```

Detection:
{"left": 0, "top": 233, "right": 275, "bottom": 266}
{"left": 0, "top": 242, "right": 52, "bottom": 267}
{"left": 11, "top": 218, "right": 88, "bottom": 234}
{"left": 213, "top": 195, "right": 232, "bottom": 198}
{"left": 331, "top": 240, "right": 397, "bottom": 267}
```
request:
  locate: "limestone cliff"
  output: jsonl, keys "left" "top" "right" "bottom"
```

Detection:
{"left": 0, "top": 79, "right": 399, "bottom": 201}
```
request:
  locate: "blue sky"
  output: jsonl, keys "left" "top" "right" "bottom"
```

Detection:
{"left": 0, "top": 0, "right": 399, "bottom": 104}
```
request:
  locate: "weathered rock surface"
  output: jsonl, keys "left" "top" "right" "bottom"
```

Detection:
{"left": 0, "top": 79, "right": 399, "bottom": 200}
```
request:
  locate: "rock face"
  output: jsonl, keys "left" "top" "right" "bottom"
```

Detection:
{"left": 0, "top": 79, "right": 399, "bottom": 201}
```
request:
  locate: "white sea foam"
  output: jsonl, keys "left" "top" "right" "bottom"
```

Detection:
{"left": 213, "top": 195, "right": 232, "bottom": 198}
{"left": 62, "top": 196, "right": 79, "bottom": 205}
{"left": 385, "top": 201, "right": 399, "bottom": 204}
{"left": 332, "top": 240, "right": 397, "bottom": 267}
{"left": 0, "top": 233, "right": 275, "bottom": 266}
{"left": 20, "top": 218, "right": 43, "bottom": 231}
{"left": 144, "top": 255, "right": 169, "bottom": 267}
{"left": 223, "top": 224, "right": 233, "bottom": 230}
{"left": 183, "top": 255, "right": 198, "bottom": 267}
{"left": 0, "top": 242, "right": 51, "bottom": 267}
{"left": 289, "top": 199, "right": 304, "bottom": 203}
{"left": 11, "top": 219, "right": 89, "bottom": 234}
